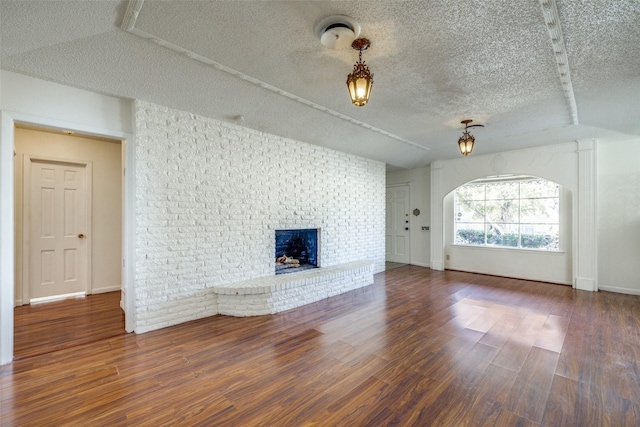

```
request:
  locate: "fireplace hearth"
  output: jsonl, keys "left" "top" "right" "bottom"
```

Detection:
{"left": 275, "top": 229, "right": 319, "bottom": 275}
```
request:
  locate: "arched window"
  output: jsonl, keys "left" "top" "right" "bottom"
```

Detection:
{"left": 453, "top": 176, "right": 560, "bottom": 251}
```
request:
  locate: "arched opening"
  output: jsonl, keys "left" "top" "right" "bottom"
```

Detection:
{"left": 442, "top": 175, "right": 573, "bottom": 284}
{"left": 1, "top": 109, "right": 135, "bottom": 365}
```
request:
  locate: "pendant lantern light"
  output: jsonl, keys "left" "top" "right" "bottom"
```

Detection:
{"left": 346, "top": 38, "right": 373, "bottom": 107}
{"left": 458, "top": 119, "right": 484, "bottom": 156}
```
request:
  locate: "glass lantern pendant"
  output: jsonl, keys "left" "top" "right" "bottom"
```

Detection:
{"left": 346, "top": 38, "right": 373, "bottom": 107}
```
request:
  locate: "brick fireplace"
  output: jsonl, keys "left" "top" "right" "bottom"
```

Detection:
{"left": 133, "top": 100, "right": 386, "bottom": 331}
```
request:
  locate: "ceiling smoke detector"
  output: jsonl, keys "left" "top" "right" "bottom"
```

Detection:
{"left": 315, "top": 15, "right": 361, "bottom": 49}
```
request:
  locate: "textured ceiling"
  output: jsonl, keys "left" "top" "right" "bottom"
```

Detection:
{"left": 1, "top": 0, "right": 639, "bottom": 170}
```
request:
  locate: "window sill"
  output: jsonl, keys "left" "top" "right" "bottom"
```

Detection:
{"left": 451, "top": 244, "right": 565, "bottom": 255}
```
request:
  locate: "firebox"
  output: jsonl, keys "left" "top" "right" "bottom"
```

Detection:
{"left": 275, "top": 228, "right": 319, "bottom": 275}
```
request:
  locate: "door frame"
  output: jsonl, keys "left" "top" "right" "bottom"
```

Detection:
{"left": 386, "top": 183, "right": 412, "bottom": 264}
{"left": 1, "top": 110, "right": 136, "bottom": 365}
{"left": 22, "top": 154, "right": 93, "bottom": 303}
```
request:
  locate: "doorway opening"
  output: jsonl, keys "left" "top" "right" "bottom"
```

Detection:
{"left": 13, "top": 125, "right": 125, "bottom": 358}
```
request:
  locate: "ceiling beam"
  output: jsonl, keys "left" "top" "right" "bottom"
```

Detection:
{"left": 120, "top": 0, "right": 428, "bottom": 151}
{"left": 538, "top": 0, "right": 579, "bottom": 125}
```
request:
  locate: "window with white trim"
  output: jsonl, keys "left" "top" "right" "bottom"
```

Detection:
{"left": 454, "top": 176, "right": 560, "bottom": 251}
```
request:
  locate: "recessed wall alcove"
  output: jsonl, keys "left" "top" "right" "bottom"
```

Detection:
{"left": 430, "top": 142, "right": 597, "bottom": 291}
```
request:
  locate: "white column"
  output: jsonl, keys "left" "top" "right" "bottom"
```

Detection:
{"left": 575, "top": 139, "right": 598, "bottom": 291}
{"left": 123, "top": 136, "right": 137, "bottom": 333}
{"left": 430, "top": 161, "right": 444, "bottom": 270}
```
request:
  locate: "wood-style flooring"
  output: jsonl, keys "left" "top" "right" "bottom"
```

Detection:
{"left": 2, "top": 266, "right": 639, "bottom": 426}
{"left": 13, "top": 291, "right": 125, "bottom": 359}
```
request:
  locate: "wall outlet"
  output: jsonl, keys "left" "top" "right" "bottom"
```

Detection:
{"left": 446, "top": 254, "right": 450, "bottom": 260}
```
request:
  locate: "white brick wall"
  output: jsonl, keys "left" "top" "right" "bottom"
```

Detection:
{"left": 134, "top": 100, "right": 385, "bottom": 333}
{"left": 214, "top": 261, "right": 375, "bottom": 316}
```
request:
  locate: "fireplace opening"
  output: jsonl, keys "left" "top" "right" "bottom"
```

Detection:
{"left": 275, "top": 228, "right": 319, "bottom": 275}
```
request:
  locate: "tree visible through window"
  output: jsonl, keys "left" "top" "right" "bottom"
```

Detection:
{"left": 454, "top": 176, "right": 560, "bottom": 251}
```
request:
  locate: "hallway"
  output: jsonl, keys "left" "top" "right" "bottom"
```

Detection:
{"left": 13, "top": 291, "right": 124, "bottom": 359}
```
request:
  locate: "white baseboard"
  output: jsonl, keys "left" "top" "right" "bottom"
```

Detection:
{"left": 91, "top": 286, "right": 121, "bottom": 294}
{"left": 447, "top": 266, "right": 571, "bottom": 286}
{"left": 15, "top": 287, "right": 120, "bottom": 305}
{"left": 598, "top": 285, "right": 640, "bottom": 296}
{"left": 31, "top": 292, "right": 85, "bottom": 304}
{"left": 410, "top": 262, "right": 430, "bottom": 268}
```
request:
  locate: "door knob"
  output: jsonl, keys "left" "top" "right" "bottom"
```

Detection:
{"left": 78, "top": 233, "right": 85, "bottom": 239}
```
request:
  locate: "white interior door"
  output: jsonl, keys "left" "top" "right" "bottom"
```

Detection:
{"left": 27, "top": 158, "right": 89, "bottom": 301}
{"left": 386, "top": 185, "right": 411, "bottom": 264}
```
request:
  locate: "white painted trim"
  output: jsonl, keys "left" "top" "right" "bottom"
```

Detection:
{"left": 406, "top": 182, "right": 414, "bottom": 265}
{"left": 85, "top": 162, "right": 93, "bottom": 295}
{"left": 431, "top": 261, "right": 444, "bottom": 271}
{"left": 537, "top": 0, "right": 579, "bottom": 124}
{"left": 30, "top": 292, "right": 85, "bottom": 304}
{"left": 575, "top": 139, "right": 598, "bottom": 291}
{"left": 411, "top": 262, "right": 430, "bottom": 268}
{"left": 0, "top": 110, "right": 135, "bottom": 365}
{"left": 450, "top": 267, "right": 572, "bottom": 286}
{"left": 570, "top": 175, "right": 578, "bottom": 290}
{"left": 22, "top": 154, "right": 93, "bottom": 302}
{"left": 429, "top": 161, "right": 444, "bottom": 271}
{"left": 91, "top": 286, "right": 121, "bottom": 294}
{"left": 598, "top": 285, "right": 640, "bottom": 296}
{"left": 123, "top": 121, "right": 136, "bottom": 333}
{"left": 575, "top": 277, "right": 597, "bottom": 292}
{"left": 21, "top": 155, "right": 30, "bottom": 303}
{"left": 0, "top": 112, "right": 15, "bottom": 364}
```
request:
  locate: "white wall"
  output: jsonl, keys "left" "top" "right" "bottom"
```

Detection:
{"left": 0, "top": 70, "right": 133, "bottom": 364}
{"left": 14, "top": 128, "right": 123, "bottom": 304}
{"left": 443, "top": 189, "right": 573, "bottom": 284}
{"left": 597, "top": 138, "right": 640, "bottom": 295}
{"left": 431, "top": 143, "right": 584, "bottom": 285}
{"left": 134, "top": 100, "right": 386, "bottom": 333}
{"left": 1, "top": 71, "right": 132, "bottom": 135}
{"left": 386, "top": 166, "right": 431, "bottom": 267}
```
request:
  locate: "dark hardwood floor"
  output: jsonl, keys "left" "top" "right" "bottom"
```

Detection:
{"left": 13, "top": 291, "right": 125, "bottom": 359}
{"left": 2, "top": 266, "right": 639, "bottom": 426}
